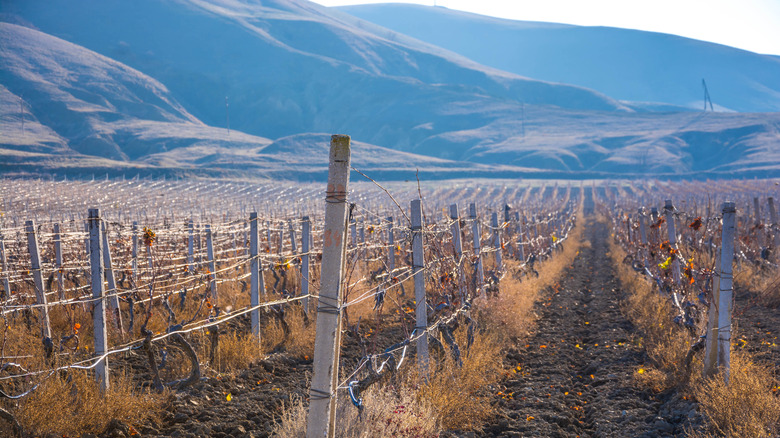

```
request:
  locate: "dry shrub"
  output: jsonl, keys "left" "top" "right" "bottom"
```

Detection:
{"left": 608, "top": 240, "right": 692, "bottom": 390}
{"left": 260, "top": 306, "right": 315, "bottom": 359}
{"left": 7, "top": 371, "right": 165, "bottom": 437}
{"left": 272, "top": 384, "right": 438, "bottom": 438}
{"left": 693, "top": 352, "right": 780, "bottom": 437}
{"left": 213, "top": 331, "right": 263, "bottom": 373}
{"left": 419, "top": 328, "right": 503, "bottom": 431}
{"left": 479, "top": 219, "right": 583, "bottom": 341}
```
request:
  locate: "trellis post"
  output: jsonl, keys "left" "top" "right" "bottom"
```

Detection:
{"left": 491, "top": 212, "right": 503, "bottom": 272}
{"left": 206, "top": 224, "right": 217, "bottom": 303}
{"left": 0, "top": 230, "right": 10, "bottom": 298}
{"left": 132, "top": 222, "right": 139, "bottom": 283}
{"left": 88, "top": 208, "right": 109, "bottom": 391}
{"left": 515, "top": 212, "right": 525, "bottom": 261}
{"left": 25, "top": 220, "right": 51, "bottom": 339}
{"left": 249, "top": 212, "right": 263, "bottom": 343}
{"left": 769, "top": 197, "right": 779, "bottom": 260}
{"left": 469, "top": 203, "right": 485, "bottom": 291}
{"left": 663, "top": 200, "right": 682, "bottom": 285}
{"left": 307, "top": 135, "right": 351, "bottom": 438}
{"left": 449, "top": 205, "right": 466, "bottom": 301}
{"left": 387, "top": 216, "right": 395, "bottom": 274}
{"left": 54, "top": 223, "right": 64, "bottom": 300}
{"left": 717, "top": 202, "right": 737, "bottom": 383}
{"left": 188, "top": 219, "right": 195, "bottom": 273}
{"left": 101, "top": 222, "right": 124, "bottom": 335}
{"left": 411, "top": 199, "right": 429, "bottom": 376}
{"left": 301, "top": 216, "right": 311, "bottom": 314}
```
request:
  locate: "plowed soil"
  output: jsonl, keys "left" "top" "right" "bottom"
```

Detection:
{"left": 468, "top": 220, "right": 704, "bottom": 438}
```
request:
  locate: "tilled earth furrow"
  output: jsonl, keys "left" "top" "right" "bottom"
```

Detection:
{"left": 480, "top": 220, "right": 698, "bottom": 437}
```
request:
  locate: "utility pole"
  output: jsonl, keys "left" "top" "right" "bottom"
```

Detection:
{"left": 225, "top": 96, "right": 230, "bottom": 138}
{"left": 19, "top": 96, "right": 24, "bottom": 136}
{"left": 521, "top": 102, "right": 525, "bottom": 139}
{"left": 702, "top": 79, "right": 714, "bottom": 112}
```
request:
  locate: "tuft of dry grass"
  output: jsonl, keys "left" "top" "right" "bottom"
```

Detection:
{"left": 5, "top": 371, "right": 166, "bottom": 437}
{"left": 213, "top": 331, "right": 263, "bottom": 373}
{"left": 692, "top": 352, "right": 780, "bottom": 438}
{"left": 418, "top": 328, "right": 503, "bottom": 431}
{"left": 272, "top": 385, "right": 439, "bottom": 438}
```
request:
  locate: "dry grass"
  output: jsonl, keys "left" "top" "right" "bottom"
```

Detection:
{"left": 272, "top": 385, "right": 439, "bottom": 438}
{"left": 418, "top": 328, "right": 504, "bottom": 431}
{"left": 692, "top": 353, "right": 780, "bottom": 438}
{"left": 212, "top": 331, "right": 263, "bottom": 373}
{"left": 3, "top": 371, "right": 166, "bottom": 437}
{"left": 608, "top": 238, "right": 693, "bottom": 391}
{"left": 478, "top": 220, "right": 584, "bottom": 341}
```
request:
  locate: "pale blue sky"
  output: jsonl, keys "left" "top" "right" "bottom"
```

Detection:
{"left": 315, "top": 0, "right": 780, "bottom": 56}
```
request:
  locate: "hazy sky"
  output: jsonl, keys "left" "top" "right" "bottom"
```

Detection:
{"left": 313, "top": 0, "right": 780, "bottom": 56}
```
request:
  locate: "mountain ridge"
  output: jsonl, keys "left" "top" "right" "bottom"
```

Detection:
{"left": 339, "top": 3, "right": 780, "bottom": 113}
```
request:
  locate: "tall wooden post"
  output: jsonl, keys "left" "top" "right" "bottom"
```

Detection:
{"left": 249, "top": 212, "right": 263, "bottom": 343}
{"left": 101, "top": 222, "right": 123, "bottom": 334}
{"left": 88, "top": 209, "right": 109, "bottom": 391}
{"left": 26, "top": 220, "right": 51, "bottom": 339}
{"left": 387, "top": 216, "right": 395, "bottom": 274}
{"left": 449, "top": 205, "right": 466, "bottom": 301}
{"left": 663, "top": 200, "right": 682, "bottom": 285}
{"left": 307, "top": 135, "right": 351, "bottom": 438}
{"left": 0, "top": 230, "right": 10, "bottom": 298}
{"left": 717, "top": 202, "right": 737, "bottom": 384}
{"left": 206, "top": 224, "right": 217, "bottom": 303}
{"left": 54, "top": 223, "right": 64, "bottom": 300}
{"left": 301, "top": 216, "right": 311, "bottom": 314}
{"left": 411, "top": 199, "right": 430, "bottom": 377}
{"left": 491, "top": 212, "right": 503, "bottom": 271}
{"left": 769, "top": 197, "right": 779, "bottom": 260}
{"left": 132, "top": 222, "right": 138, "bottom": 283}
{"left": 469, "top": 203, "right": 485, "bottom": 291}
{"left": 187, "top": 219, "right": 194, "bottom": 273}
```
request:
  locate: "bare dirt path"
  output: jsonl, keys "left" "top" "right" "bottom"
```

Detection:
{"left": 472, "top": 219, "right": 701, "bottom": 438}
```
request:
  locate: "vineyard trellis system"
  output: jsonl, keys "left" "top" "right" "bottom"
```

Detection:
{"left": 603, "top": 181, "right": 780, "bottom": 385}
{"left": 0, "top": 137, "right": 580, "bottom": 437}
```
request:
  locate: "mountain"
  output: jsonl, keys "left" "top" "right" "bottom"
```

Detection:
{"left": 0, "top": 0, "right": 628, "bottom": 155}
{"left": 0, "top": 22, "right": 490, "bottom": 180}
{"left": 1, "top": 0, "right": 779, "bottom": 179}
{"left": 338, "top": 3, "right": 780, "bottom": 113}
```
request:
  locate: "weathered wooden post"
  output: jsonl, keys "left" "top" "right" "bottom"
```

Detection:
{"left": 101, "top": 222, "right": 123, "bottom": 335}
{"left": 515, "top": 212, "right": 525, "bottom": 262}
{"left": 307, "top": 135, "right": 351, "bottom": 438}
{"left": 717, "top": 202, "right": 737, "bottom": 383}
{"left": 449, "top": 205, "right": 466, "bottom": 301}
{"left": 26, "top": 220, "right": 51, "bottom": 339}
{"left": 187, "top": 219, "right": 194, "bottom": 273}
{"left": 88, "top": 209, "right": 109, "bottom": 391}
{"left": 0, "top": 230, "right": 10, "bottom": 298}
{"left": 491, "top": 212, "right": 503, "bottom": 272}
{"left": 206, "top": 224, "right": 217, "bottom": 303}
{"left": 53, "top": 223, "right": 64, "bottom": 300}
{"left": 769, "top": 197, "right": 779, "bottom": 260}
{"left": 132, "top": 222, "right": 138, "bottom": 283}
{"left": 663, "top": 200, "right": 682, "bottom": 285}
{"left": 469, "top": 203, "right": 485, "bottom": 291}
{"left": 301, "top": 216, "right": 311, "bottom": 314}
{"left": 411, "top": 199, "right": 429, "bottom": 376}
{"left": 386, "top": 216, "right": 395, "bottom": 274}
{"left": 249, "top": 212, "right": 263, "bottom": 344}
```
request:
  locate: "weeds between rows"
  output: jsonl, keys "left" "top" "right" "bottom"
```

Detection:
{"left": 608, "top": 232, "right": 780, "bottom": 437}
